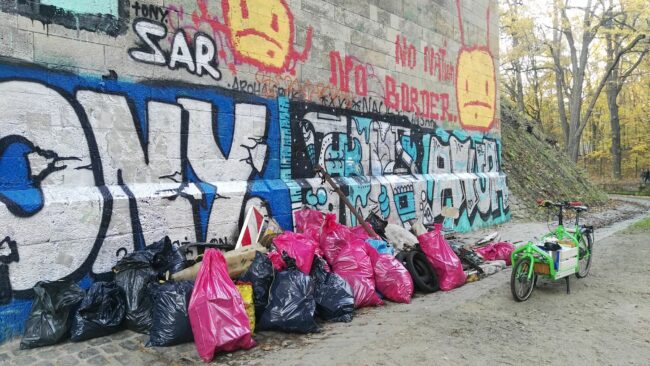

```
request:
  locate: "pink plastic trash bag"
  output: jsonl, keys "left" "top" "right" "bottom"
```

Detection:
{"left": 332, "top": 241, "right": 383, "bottom": 308}
{"left": 303, "top": 225, "right": 322, "bottom": 245}
{"left": 272, "top": 232, "right": 318, "bottom": 274}
{"left": 294, "top": 208, "right": 324, "bottom": 233}
{"left": 350, "top": 225, "right": 371, "bottom": 241}
{"left": 320, "top": 214, "right": 352, "bottom": 265}
{"left": 475, "top": 242, "right": 515, "bottom": 265}
{"left": 188, "top": 249, "right": 256, "bottom": 362}
{"left": 371, "top": 253, "right": 414, "bottom": 304}
{"left": 267, "top": 250, "right": 286, "bottom": 272}
{"left": 417, "top": 224, "right": 466, "bottom": 291}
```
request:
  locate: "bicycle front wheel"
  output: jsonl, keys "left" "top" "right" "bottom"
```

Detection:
{"left": 576, "top": 233, "right": 593, "bottom": 278}
{"left": 511, "top": 257, "right": 536, "bottom": 302}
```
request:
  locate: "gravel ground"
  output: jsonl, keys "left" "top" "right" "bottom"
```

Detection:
{"left": 0, "top": 196, "right": 648, "bottom": 366}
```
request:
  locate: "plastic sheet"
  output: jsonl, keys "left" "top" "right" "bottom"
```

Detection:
{"left": 475, "top": 242, "right": 516, "bottom": 265}
{"left": 271, "top": 231, "right": 318, "bottom": 274}
{"left": 332, "top": 241, "right": 383, "bottom": 308}
{"left": 147, "top": 281, "right": 194, "bottom": 347}
{"left": 320, "top": 213, "right": 353, "bottom": 265}
{"left": 371, "top": 254, "right": 414, "bottom": 304}
{"left": 113, "top": 253, "right": 158, "bottom": 333}
{"left": 239, "top": 251, "right": 274, "bottom": 320}
{"left": 311, "top": 257, "right": 354, "bottom": 322}
{"left": 417, "top": 224, "right": 466, "bottom": 291}
{"left": 366, "top": 239, "right": 395, "bottom": 256}
{"left": 188, "top": 249, "right": 255, "bottom": 362}
{"left": 20, "top": 280, "right": 85, "bottom": 349}
{"left": 236, "top": 282, "right": 256, "bottom": 333}
{"left": 70, "top": 282, "right": 126, "bottom": 342}
{"left": 258, "top": 257, "right": 319, "bottom": 333}
{"left": 384, "top": 224, "right": 418, "bottom": 251}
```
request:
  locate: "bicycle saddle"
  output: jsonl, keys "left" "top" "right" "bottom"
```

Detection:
{"left": 567, "top": 202, "right": 588, "bottom": 212}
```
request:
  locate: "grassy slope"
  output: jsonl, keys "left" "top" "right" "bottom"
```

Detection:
{"left": 500, "top": 102, "right": 608, "bottom": 219}
{"left": 624, "top": 217, "right": 650, "bottom": 233}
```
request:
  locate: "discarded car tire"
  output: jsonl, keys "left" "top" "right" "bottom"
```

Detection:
{"left": 404, "top": 251, "right": 439, "bottom": 293}
{"left": 395, "top": 251, "right": 407, "bottom": 263}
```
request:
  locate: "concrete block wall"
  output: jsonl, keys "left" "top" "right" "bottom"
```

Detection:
{"left": 0, "top": 0, "right": 507, "bottom": 341}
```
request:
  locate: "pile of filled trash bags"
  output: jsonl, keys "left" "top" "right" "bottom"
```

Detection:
{"left": 18, "top": 208, "right": 514, "bottom": 362}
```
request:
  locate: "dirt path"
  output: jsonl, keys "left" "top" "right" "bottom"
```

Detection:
{"left": 219, "top": 203, "right": 650, "bottom": 366}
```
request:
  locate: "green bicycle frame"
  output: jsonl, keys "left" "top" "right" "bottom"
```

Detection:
{"left": 510, "top": 242, "right": 556, "bottom": 280}
{"left": 543, "top": 205, "right": 592, "bottom": 263}
{"left": 540, "top": 210, "right": 581, "bottom": 245}
{"left": 510, "top": 203, "right": 591, "bottom": 280}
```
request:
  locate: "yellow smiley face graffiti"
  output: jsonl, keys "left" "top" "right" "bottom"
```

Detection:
{"left": 455, "top": 46, "right": 496, "bottom": 131}
{"left": 223, "top": 0, "right": 293, "bottom": 71}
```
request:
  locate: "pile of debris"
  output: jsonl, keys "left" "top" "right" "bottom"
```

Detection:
{"left": 17, "top": 204, "right": 513, "bottom": 362}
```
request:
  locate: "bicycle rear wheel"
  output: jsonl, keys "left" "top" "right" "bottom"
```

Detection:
{"left": 576, "top": 234, "right": 593, "bottom": 278}
{"left": 511, "top": 257, "right": 536, "bottom": 302}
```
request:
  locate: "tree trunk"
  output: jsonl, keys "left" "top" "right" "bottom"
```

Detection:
{"left": 514, "top": 64, "right": 526, "bottom": 114}
{"left": 505, "top": 0, "right": 526, "bottom": 115}
{"left": 529, "top": 59, "right": 543, "bottom": 130}
{"left": 552, "top": 0, "right": 570, "bottom": 149}
{"left": 568, "top": 132, "right": 581, "bottom": 163}
{"left": 567, "top": 96, "right": 584, "bottom": 163}
{"left": 555, "top": 69, "right": 570, "bottom": 148}
{"left": 606, "top": 84, "right": 622, "bottom": 179}
{"left": 512, "top": 34, "right": 526, "bottom": 114}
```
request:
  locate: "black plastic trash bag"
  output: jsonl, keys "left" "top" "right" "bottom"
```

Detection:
{"left": 365, "top": 211, "right": 388, "bottom": 237}
{"left": 147, "top": 281, "right": 194, "bottom": 347}
{"left": 258, "top": 256, "right": 319, "bottom": 333}
{"left": 166, "top": 242, "right": 187, "bottom": 274}
{"left": 20, "top": 280, "right": 85, "bottom": 349}
{"left": 113, "top": 253, "right": 157, "bottom": 333}
{"left": 239, "top": 251, "right": 274, "bottom": 320}
{"left": 70, "top": 282, "right": 126, "bottom": 342}
{"left": 145, "top": 236, "right": 187, "bottom": 275}
{"left": 311, "top": 257, "right": 354, "bottom": 322}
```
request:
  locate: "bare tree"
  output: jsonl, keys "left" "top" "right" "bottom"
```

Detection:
{"left": 548, "top": 0, "right": 646, "bottom": 162}
{"left": 604, "top": 2, "right": 648, "bottom": 179}
{"left": 502, "top": 0, "right": 527, "bottom": 113}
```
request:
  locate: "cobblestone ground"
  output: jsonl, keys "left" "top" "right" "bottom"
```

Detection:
{"left": 0, "top": 308, "right": 402, "bottom": 366}
{"left": 1, "top": 197, "right": 648, "bottom": 366}
{"left": 0, "top": 331, "right": 199, "bottom": 366}
{"left": 0, "top": 326, "right": 359, "bottom": 366}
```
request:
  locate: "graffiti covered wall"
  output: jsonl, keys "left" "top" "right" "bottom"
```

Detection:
{"left": 0, "top": 0, "right": 505, "bottom": 341}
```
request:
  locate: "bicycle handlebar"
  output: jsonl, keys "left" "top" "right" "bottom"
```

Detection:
{"left": 536, "top": 199, "right": 562, "bottom": 208}
{"left": 536, "top": 199, "right": 588, "bottom": 211}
